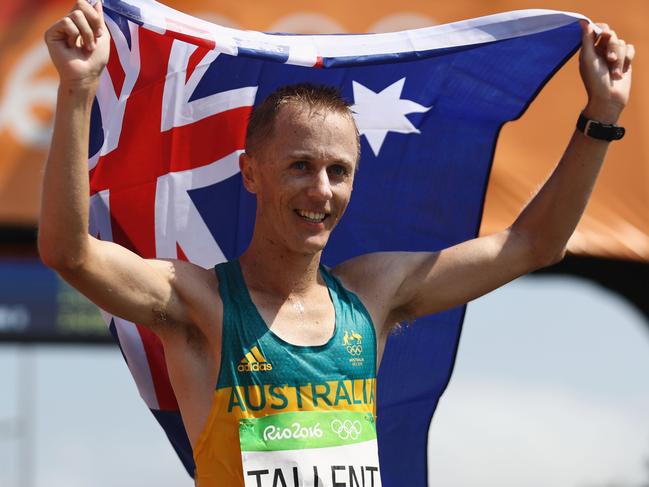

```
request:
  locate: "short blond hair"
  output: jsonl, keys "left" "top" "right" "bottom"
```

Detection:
{"left": 245, "top": 83, "right": 360, "bottom": 160}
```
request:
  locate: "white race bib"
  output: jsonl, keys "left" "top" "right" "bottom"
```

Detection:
{"left": 239, "top": 410, "right": 381, "bottom": 487}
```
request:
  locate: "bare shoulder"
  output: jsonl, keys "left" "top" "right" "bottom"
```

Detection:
{"left": 331, "top": 252, "right": 408, "bottom": 326}
{"left": 150, "top": 258, "right": 222, "bottom": 340}
{"left": 331, "top": 253, "right": 398, "bottom": 291}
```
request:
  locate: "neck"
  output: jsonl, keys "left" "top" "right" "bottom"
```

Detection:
{"left": 239, "top": 233, "right": 323, "bottom": 298}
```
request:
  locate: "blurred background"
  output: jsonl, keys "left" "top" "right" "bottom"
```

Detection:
{"left": 0, "top": 0, "right": 647, "bottom": 486}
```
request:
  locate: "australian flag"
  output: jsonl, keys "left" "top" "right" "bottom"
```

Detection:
{"left": 88, "top": 0, "right": 585, "bottom": 484}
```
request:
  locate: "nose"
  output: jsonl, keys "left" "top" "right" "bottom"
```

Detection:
{"left": 307, "top": 168, "right": 333, "bottom": 201}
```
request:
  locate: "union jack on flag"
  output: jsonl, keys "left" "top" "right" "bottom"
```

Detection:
{"left": 88, "top": 0, "right": 585, "bottom": 484}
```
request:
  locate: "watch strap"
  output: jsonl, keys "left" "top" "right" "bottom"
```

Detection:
{"left": 577, "top": 113, "right": 625, "bottom": 141}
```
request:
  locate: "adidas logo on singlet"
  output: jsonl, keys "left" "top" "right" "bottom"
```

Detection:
{"left": 237, "top": 346, "right": 273, "bottom": 373}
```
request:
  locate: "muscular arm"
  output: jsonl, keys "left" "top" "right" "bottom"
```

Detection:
{"left": 338, "top": 22, "right": 635, "bottom": 331}
{"left": 39, "top": 0, "right": 197, "bottom": 333}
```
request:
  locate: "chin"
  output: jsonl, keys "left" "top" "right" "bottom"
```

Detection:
{"left": 291, "top": 235, "right": 330, "bottom": 255}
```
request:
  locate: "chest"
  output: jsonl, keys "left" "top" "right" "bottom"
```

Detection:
{"left": 218, "top": 291, "right": 377, "bottom": 394}
{"left": 252, "top": 289, "right": 336, "bottom": 347}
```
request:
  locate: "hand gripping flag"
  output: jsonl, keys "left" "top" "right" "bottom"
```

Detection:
{"left": 88, "top": 0, "right": 585, "bottom": 483}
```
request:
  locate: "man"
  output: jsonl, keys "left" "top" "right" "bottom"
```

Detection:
{"left": 40, "top": 0, "right": 633, "bottom": 485}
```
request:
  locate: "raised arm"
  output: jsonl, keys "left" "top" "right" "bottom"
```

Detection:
{"left": 337, "top": 22, "right": 634, "bottom": 331}
{"left": 39, "top": 0, "right": 200, "bottom": 333}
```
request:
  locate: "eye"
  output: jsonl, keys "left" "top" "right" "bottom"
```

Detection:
{"left": 328, "top": 165, "right": 348, "bottom": 177}
{"left": 292, "top": 160, "right": 308, "bottom": 171}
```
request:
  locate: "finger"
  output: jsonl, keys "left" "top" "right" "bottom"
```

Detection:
{"left": 95, "top": 0, "right": 105, "bottom": 36}
{"left": 594, "top": 24, "right": 612, "bottom": 49}
{"left": 68, "top": 9, "right": 96, "bottom": 50}
{"left": 602, "top": 30, "right": 621, "bottom": 62}
{"left": 594, "top": 28, "right": 616, "bottom": 57}
{"left": 580, "top": 21, "right": 597, "bottom": 59}
{"left": 57, "top": 17, "right": 82, "bottom": 49}
{"left": 594, "top": 27, "right": 626, "bottom": 78}
{"left": 623, "top": 44, "right": 635, "bottom": 73}
{"left": 75, "top": 0, "right": 105, "bottom": 38}
{"left": 610, "top": 39, "right": 626, "bottom": 78}
{"left": 45, "top": 17, "right": 77, "bottom": 46}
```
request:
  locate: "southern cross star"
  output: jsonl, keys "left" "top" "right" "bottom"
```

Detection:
{"left": 351, "top": 78, "right": 432, "bottom": 157}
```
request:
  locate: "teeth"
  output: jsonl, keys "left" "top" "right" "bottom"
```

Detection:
{"left": 297, "top": 210, "right": 326, "bottom": 222}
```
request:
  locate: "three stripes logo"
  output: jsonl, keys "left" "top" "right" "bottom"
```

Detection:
{"left": 238, "top": 346, "right": 273, "bottom": 373}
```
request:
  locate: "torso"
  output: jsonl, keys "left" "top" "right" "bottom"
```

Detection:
{"left": 158, "top": 257, "right": 391, "bottom": 453}
{"left": 175, "top": 260, "right": 379, "bottom": 486}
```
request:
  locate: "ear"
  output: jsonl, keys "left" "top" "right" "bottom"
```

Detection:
{"left": 240, "top": 152, "right": 258, "bottom": 194}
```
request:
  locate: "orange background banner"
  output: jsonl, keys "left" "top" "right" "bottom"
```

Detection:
{"left": 0, "top": 0, "right": 646, "bottom": 260}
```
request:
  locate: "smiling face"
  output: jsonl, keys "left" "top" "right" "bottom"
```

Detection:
{"left": 241, "top": 102, "right": 359, "bottom": 256}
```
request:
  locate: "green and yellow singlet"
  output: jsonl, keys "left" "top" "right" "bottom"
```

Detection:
{"left": 193, "top": 260, "right": 380, "bottom": 487}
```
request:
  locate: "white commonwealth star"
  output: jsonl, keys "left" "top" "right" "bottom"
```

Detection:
{"left": 351, "top": 78, "right": 432, "bottom": 157}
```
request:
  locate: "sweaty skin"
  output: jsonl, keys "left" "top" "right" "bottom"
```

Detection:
{"left": 40, "top": 1, "right": 634, "bottom": 449}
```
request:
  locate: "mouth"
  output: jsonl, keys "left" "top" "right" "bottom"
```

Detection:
{"left": 295, "top": 209, "right": 329, "bottom": 224}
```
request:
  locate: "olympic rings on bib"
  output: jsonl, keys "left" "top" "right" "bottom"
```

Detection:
{"left": 330, "top": 419, "right": 362, "bottom": 440}
{"left": 346, "top": 345, "right": 362, "bottom": 356}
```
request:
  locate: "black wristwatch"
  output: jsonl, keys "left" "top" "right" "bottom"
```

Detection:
{"left": 576, "top": 113, "right": 625, "bottom": 141}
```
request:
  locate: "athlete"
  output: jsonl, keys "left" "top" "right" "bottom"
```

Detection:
{"left": 40, "top": 0, "right": 634, "bottom": 485}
